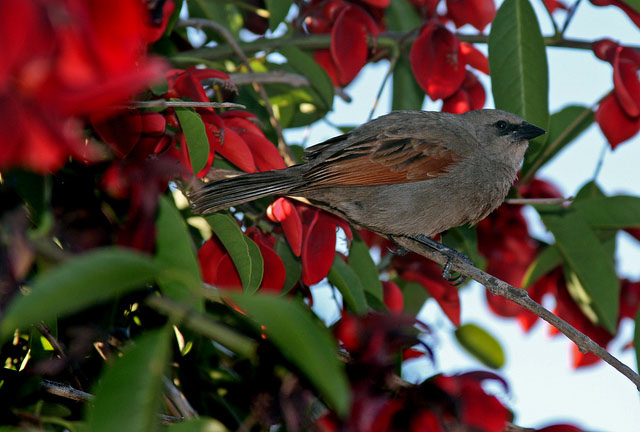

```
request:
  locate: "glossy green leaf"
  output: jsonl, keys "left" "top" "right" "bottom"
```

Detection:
{"left": 275, "top": 240, "right": 301, "bottom": 294}
{"left": 1, "top": 248, "right": 157, "bottom": 339}
{"left": 572, "top": 196, "right": 640, "bottom": 229}
{"left": 165, "top": 417, "right": 228, "bottom": 432}
{"left": 454, "top": 323, "right": 505, "bottom": 369}
{"left": 156, "top": 196, "right": 203, "bottom": 310}
{"left": 391, "top": 56, "right": 425, "bottom": 112}
{"left": 397, "top": 280, "right": 429, "bottom": 317}
{"left": 231, "top": 294, "right": 350, "bottom": 416}
{"left": 386, "top": 0, "right": 422, "bottom": 31}
{"left": 538, "top": 207, "right": 619, "bottom": 332}
{"left": 265, "top": 0, "right": 292, "bottom": 31}
{"left": 625, "top": 0, "right": 640, "bottom": 15}
{"left": 349, "top": 236, "right": 383, "bottom": 303}
{"left": 175, "top": 107, "right": 209, "bottom": 174}
{"left": 86, "top": 327, "right": 170, "bottom": 432}
{"left": 522, "top": 105, "right": 593, "bottom": 182}
{"left": 489, "top": 0, "right": 549, "bottom": 131}
{"left": 206, "top": 213, "right": 263, "bottom": 293}
{"left": 279, "top": 46, "right": 334, "bottom": 109}
{"left": 328, "top": 256, "right": 368, "bottom": 315}
{"left": 522, "top": 244, "right": 562, "bottom": 288}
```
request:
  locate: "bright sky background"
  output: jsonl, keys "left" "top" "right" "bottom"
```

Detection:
{"left": 282, "top": 2, "right": 640, "bottom": 431}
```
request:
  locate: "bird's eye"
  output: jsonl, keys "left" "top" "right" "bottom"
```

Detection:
{"left": 496, "top": 120, "right": 508, "bottom": 130}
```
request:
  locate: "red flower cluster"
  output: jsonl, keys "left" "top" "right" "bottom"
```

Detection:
{"left": 268, "top": 198, "right": 353, "bottom": 286}
{"left": 593, "top": 39, "right": 640, "bottom": 148}
{"left": 198, "top": 227, "right": 286, "bottom": 292}
{"left": 302, "top": 0, "right": 385, "bottom": 86}
{"left": 165, "top": 68, "right": 286, "bottom": 177}
{"left": 0, "top": 0, "right": 169, "bottom": 173}
{"left": 318, "top": 313, "right": 513, "bottom": 432}
{"left": 410, "top": 21, "right": 489, "bottom": 112}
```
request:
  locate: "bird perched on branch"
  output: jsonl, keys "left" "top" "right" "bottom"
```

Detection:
{"left": 189, "top": 109, "right": 545, "bottom": 278}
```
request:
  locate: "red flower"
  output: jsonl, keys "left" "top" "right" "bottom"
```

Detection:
{"left": 441, "top": 70, "right": 486, "bottom": 114}
{"left": 198, "top": 227, "right": 285, "bottom": 292}
{"left": 433, "top": 372, "right": 509, "bottom": 432}
{"left": 0, "top": 0, "right": 167, "bottom": 173}
{"left": 542, "top": 0, "right": 569, "bottom": 13}
{"left": 590, "top": 0, "right": 640, "bottom": 28}
{"left": 267, "top": 198, "right": 303, "bottom": 256}
{"left": 410, "top": 21, "right": 466, "bottom": 100}
{"left": 592, "top": 39, "right": 640, "bottom": 148}
{"left": 393, "top": 253, "right": 461, "bottom": 325}
{"left": 446, "top": 0, "right": 497, "bottom": 32}
{"left": 382, "top": 281, "right": 404, "bottom": 313}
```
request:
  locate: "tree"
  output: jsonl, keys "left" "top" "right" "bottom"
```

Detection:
{"left": 1, "top": 0, "right": 639, "bottom": 430}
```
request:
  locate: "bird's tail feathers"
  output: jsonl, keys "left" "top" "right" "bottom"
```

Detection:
{"left": 189, "top": 169, "right": 300, "bottom": 214}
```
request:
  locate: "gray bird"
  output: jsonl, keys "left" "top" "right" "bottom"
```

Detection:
{"left": 189, "top": 109, "right": 545, "bottom": 275}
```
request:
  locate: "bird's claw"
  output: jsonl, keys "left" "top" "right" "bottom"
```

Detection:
{"left": 387, "top": 244, "right": 409, "bottom": 256}
{"left": 411, "top": 234, "right": 472, "bottom": 285}
{"left": 441, "top": 259, "right": 467, "bottom": 286}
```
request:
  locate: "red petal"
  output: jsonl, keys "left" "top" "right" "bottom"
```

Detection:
{"left": 410, "top": 411, "right": 443, "bottom": 432}
{"left": 144, "top": 0, "right": 175, "bottom": 43}
{"left": 331, "top": 5, "right": 378, "bottom": 85}
{"left": 595, "top": 93, "right": 640, "bottom": 149}
{"left": 302, "top": 210, "right": 337, "bottom": 285}
{"left": 238, "top": 130, "right": 286, "bottom": 171}
{"left": 613, "top": 57, "right": 640, "bottom": 117}
{"left": 402, "top": 348, "right": 426, "bottom": 361}
{"left": 382, "top": 281, "right": 404, "bottom": 313}
{"left": 247, "top": 228, "right": 286, "bottom": 292}
{"left": 222, "top": 115, "right": 263, "bottom": 136}
{"left": 198, "top": 237, "right": 228, "bottom": 285}
{"left": 538, "top": 424, "right": 584, "bottom": 432}
{"left": 314, "top": 49, "right": 340, "bottom": 86}
{"left": 217, "top": 127, "right": 257, "bottom": 172}
{"left": 592, "top": 38, "right": 618, "bottom": 62}
{"left": 460, "top": 42, "right": 489, "bottom": 75}
{"left": 410, "top": 22, "right": 466, "bottom": 100}
{"left": 361, "top": 0, "right": 391, "bottom": 7}
{"left": 446, "top": 0, "right": 497, "bottom": 32}
{"left": 401, "top": 269, "right": 461, "bottom": 326}
{"left": 91, "top": 109, "right": 142, "bottom": 158}
{"left": 442, "top": 88, "right": 471, "bottom": 114}
{"left": 215, "top": 254, "right": 243, "bottom": 290}
{"left": 268, "top": 198, "right": 303, "bottom": 256}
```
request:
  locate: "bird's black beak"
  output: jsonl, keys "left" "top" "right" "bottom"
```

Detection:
{"left": 516, "top": 122, "right": 546, "bottom": 140}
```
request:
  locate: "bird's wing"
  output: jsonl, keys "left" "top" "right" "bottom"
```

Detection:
{"left": 301, "top": 136, "right": 465, "bottom": 188}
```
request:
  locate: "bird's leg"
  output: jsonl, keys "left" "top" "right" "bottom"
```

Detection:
{"left": 411, "top": 235, "right": 472, "bottom": 285}
{"left": 386, "top": 236, "right": 410, "bottom": 256}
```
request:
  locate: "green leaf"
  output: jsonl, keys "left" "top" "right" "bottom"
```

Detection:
{"left": 386, "top": 0, "right": 422, "bottom": 31}
{"left": 328, "top": 256, "right": 368, "bottom": 315}
{"left": 454, "top": 323, "right": 505, "bottom": 369}
{"left": 538, "top": 207, "right": 619, "bottom": 332}
{"left": 164, "top": 0, "right": 184, "bottom": 36}
{"left": 391, "top": 56, "right": 425, "bottom": 111}
{"left": 275, "top": 241, "right": 302, "bottom": 294}
{"left": 1, "top": 248, "right": 157, "bottom": 339}
{"left": 265, "top": 0, "right": 292, "bottom": 31}
{"left": 189, "top": 0, "right": 243, "bottom": 39}
{"left": 279, "top": 46, "right": 334, "bottom": 109}
{"left": 442, "top": 226, "right": 486, "bottom": 270}
{"left": 522, "top": 105, "right": 593, "bottom": 181}
{"left": 489, "top": 0, "right": 549, "bottom": 131}
{"left": 348, "top": 236, "right": 383, "bottom": 303}
{"left": 572, "top": 196, "right": 640, "bottom": 229}
{"left": 396, "top": 280, "right": 429, "bottom": 317}
{"left": 156, "top": 196, "right": 203, "bottom": 310}
{"left": 165, "top": 417, "right": 228, "bottom": 432}
{"left": 624, "top": 0, "right": 640, "bottom": 16}
{"left": 175, "top": 107, "right": 209, "bottom": 174}
{"left": 86, "top": 328, "right": 170, "bottom": 432}
{"left": 205, "top": 213, "right": 263, "bottom": 292}
{"left": 522, "top": 244, "right": 562, "bottom": 288}
{"left": 231, "top": 294, "right": 350, "bottom": 416}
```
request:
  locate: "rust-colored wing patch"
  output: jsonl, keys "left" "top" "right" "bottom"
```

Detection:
{"left": 301, "top": 137, "right": 463, "bottom": 188}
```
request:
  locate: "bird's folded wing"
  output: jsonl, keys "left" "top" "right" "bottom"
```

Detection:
{"left": 301, "top": 136, "right": 465, "bottom": 188}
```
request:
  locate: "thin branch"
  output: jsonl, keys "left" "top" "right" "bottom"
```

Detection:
{"left": 177, "top": 18, "right": 297, "bottom": 166}
{"left": 367, "top": 55, "right": 398, "bottom": 122}
{"left": 40, "top": 379, "right": 183, "bottom": 424}
{"left": 170, "top": 31, "right": 640, "bottom": 65}
{"left": 388, "top": 235, "right": 640, "bottom": 390}
{"left": 163, "top": 377, "right": 198, "bottom": 419}
{"left": 131, "top": 100, "right": 246, "bottom": 109}
{"left": 36, "top": 323, "right": 83, "bottom": 390}
{"left": 228, "top": 71, "right": 310, "bottom": 87}
{"left": 561, "top": 0, "right": 583, "bottom": 36}
{"left": 505, "top": 197, "right": 573, "bottom": 205}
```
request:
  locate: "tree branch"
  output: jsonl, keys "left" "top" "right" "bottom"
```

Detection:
{"left": 131, "top": 100, "right": 246, "bottom": 109}
{"left": 505, "top": 197, "right": 573, "bottom": 205}
{"left": 170, "top": 31, "right": 640, "bottom": 65}
{"left": 388, "top": 235, "right": 640, "bottom": 391}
